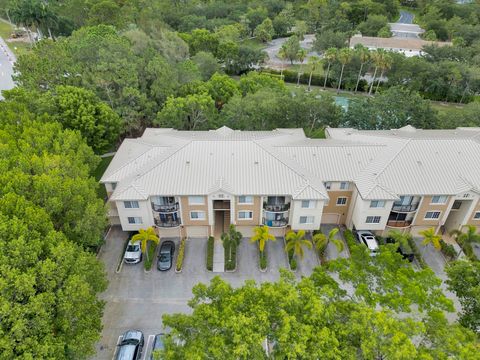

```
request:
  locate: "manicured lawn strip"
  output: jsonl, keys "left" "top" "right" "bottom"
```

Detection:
{"left": 144, "top": 242, "right": 157, "bottom": 271}
{"left": 206, "top": 236, "right": 214, "bottom": 271}
{"left": 93, "top": 155, "right": 114, "bottom": 199}
{"left": 176, "top": 237, "right": 186, "bottom": 271}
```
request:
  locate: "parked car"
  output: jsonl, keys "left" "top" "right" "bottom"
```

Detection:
{"left": 157, "top": 241, "right": 175, "bottom": 271}
{"left": 385, "top": 237, "right": 414, "bottom": 262}
{"left": 151, "top": 333, "right": 165, "bottom": 359}
{"left": 356, "top": 231, "right": 379, "bottom": 256}
{"left": 124, "top": 239, "right": 142, "bottom": 264}
{"left": 116, "top": 330, "right": 144, "bottom": 360}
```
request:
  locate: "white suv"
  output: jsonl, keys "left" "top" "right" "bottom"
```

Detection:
{"left": 124, "top": 240, "right": 142, "bottom": 264}
{"left": 356, "top": 231, "right": 379, "bottom": 256}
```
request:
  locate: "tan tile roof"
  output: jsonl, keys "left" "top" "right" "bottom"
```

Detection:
{"left": 350, "top": 35, "right": 452, "bottom": 51}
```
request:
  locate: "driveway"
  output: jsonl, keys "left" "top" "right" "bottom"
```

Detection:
{"left": 412, "top": 238, "right": 447, "bottom": 279}
{"left": 94, "top": 231, "right": 286, "bottom": 359}
{"left": 295, "top": 233, "right": 320, "bottom": 277}
{"left": 0, "top": 36, "right": 15, "bottom": 98}
{"left": 397, "top": 10, "right": 414, "bottom": 24}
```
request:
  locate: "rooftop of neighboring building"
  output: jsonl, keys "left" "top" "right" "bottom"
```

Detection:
{"left": 349, "top": 34, "right": 452, "bottom": 51}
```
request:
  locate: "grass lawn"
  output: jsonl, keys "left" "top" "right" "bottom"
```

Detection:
{"left": 0, "top": 19, "right": 32, "bottom": 57}
{"left": 430, "top": 101, "right": 465, "bottom": 117}
{"left": 93, "top": 155, "right": 114, "bottom": 199}
{"left": 287, "top": 63, "right": 325, "bottom": 76}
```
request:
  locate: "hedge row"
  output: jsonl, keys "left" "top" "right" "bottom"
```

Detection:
{"left": 206, "top": 236, "right": 214, "bottom": 271}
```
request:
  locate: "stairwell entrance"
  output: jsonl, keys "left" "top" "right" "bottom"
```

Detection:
{"left": 213, "top": 200, "right": 231, "bottom": 238}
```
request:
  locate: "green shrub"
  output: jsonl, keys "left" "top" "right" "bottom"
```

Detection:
{"left": 259, "top": 248, "right": 267, "bottom": 270}
{"left": 456, "top": 238, "right": 478, "bottom": 261}
{"left": 176, "top": 237, "right": 186, "bottom": 271}
{"left": 343, "top": 229, "right": 357, "bottom": 251}
{"left": 439, "top": 240, "right": 457, "bottom": 262}
{"left": 288, "top": 249, "right": 297, "bottom": 271}
{"left": 144, "top": 242, "right": 157, "bottom": 271}
{"left": 224, "top": 241, "right": 237, "bottom": 271}
{"left": 407, "top": 236, "right": 427, "bottom": 268}
{"left": 117, "top": 236, "right": 131, "bottom": 272}
{"left": 206, "top": 236, "right": 214, "bottom": 271}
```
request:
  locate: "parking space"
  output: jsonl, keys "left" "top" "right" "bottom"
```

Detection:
{"left": 295, "top": 233, "right": 320, "bottom": 277}
{"left": 412, "top": 238, "right": 447, "bottom": 279}
{"left": 267, "top": 237, "right": 289, "bottom": 272}
{"left": 320, "top": 225, "right": 350, "bottom": 261}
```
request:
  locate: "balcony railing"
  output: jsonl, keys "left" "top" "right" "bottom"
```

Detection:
{"left": 387, "top": 220, "right": 412, "bottom": 228}
{"left": 263, "top": 218, "right": 288, "bottom": 228}
{"left": 151, "top": 202, "right": 179, "bottom": 213}
{"left": 392, "top": 203, "right": 418, "bottom": 212}
{"left": 263, "top": 203, "right": 290, "bottom": 212}
{"left": 154, "top": 218, "right": 181, "bottom": 228}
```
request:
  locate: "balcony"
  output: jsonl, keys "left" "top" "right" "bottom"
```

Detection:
{"left": 263, "top": 217, "right": 289, "bottom": 228}
{"left": 154, "top": 218, "right": 181, "bottom": 228}
{"left": 391, "top": 203, "right": 418, "bottom": 213}
{"left": 387, "top": 220, "right": 412, "bottom": 228}
{"left": 263, "top": 203, "right": 290, "bottom": 212}
{"left": 151, "top": 202, "right": 179, "bottom": 213}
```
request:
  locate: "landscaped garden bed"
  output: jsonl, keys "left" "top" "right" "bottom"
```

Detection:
{"left": 206, "top": 236, "right": 214, "bottom": 271}
{"left": 176, "top": 237, "right": 186, "bottom": 272}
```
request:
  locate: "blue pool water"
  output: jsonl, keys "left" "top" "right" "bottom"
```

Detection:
{"left": 334, "top": 96, "right": 350, "bottom": 111}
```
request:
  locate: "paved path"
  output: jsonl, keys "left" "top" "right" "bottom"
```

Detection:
{"left": 212, "top": 238, "right": 225, "bottom": 272}
{"left": 0, "top": 36, "right": 15, "bottom": 98}
{"left": 398, "top": 10, "right": 414, "bottom": 24}
{"left": 263, "top": 34, "right": 321, "bottom": 68}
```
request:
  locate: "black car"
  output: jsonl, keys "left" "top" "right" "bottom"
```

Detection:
{"left": 385, "top": 237, "right": 414, "bottom": 262}
{"left": 150, "top": 333, "right": 165, "bottom": 360}
{"left": 116, "top": 330, "right": 144, "bottom": 360}
{"left": 157, "top": 241, "right": 175, "bottom": 271}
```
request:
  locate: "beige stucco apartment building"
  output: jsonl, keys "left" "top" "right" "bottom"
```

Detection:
{"left": 100, "top": 125, "right": 480, "bottom": 238}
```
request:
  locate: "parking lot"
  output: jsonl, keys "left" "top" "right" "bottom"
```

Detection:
{"left": 94, "top": 227, "right": 340, "bottom": 359}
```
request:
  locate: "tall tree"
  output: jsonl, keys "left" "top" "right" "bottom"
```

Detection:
{"left": 307, "top": 55, "right": 321, "bottom": 91}
{"left": 336, "top": 47, "right": 353, "bottom": 93}
{"left": 313, "top": 227, "right": 343, "bottom": 255}
{"left": 296, "top": 48, "right": 308, "bottom": 86}
{"left": 285, "top": 230, "right": 312, "bottom": 260}
{"left": 250, "top": 225, "right": 275, "bottom": 254}
{"left": 375, "top": 52, "right": 393, "bottom": 93}
{"left": 450, "top": 225, "right": 480, "bottom": 260}
{"left": 132, "top": 227, "right": 159, "bottom": 263}
{"left": 323, "top": 47, "right": 337, "bottom": 89}
{"left": 281, "top": 35, "right": 301, "bottom": 64}
{"left": 354, "top": 45, "right": 370, "bottom": 93}
{"left": 254, "top": 17, "right": 274, "bottom": 43}
{"left": 420, "top": 227, "right": 442, "bottom": 250}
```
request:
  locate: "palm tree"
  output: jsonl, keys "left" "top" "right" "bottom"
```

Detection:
{"left": 419, "top": 227, "right": 442, "bottom": 250}
{"left": 450, "top": 225, "right": 480, "bottom": 258}
{"left": 278, "top": 47, "right": 287, "bottom": 80}
{"left": 374, "top": 52, "right": 393, "bottom": 93}
{"left": 323, "top": 47, "right": 337, "bottom": 90}
{"left": 307, "top": 55, "right": 321, "bottom": 91}
{"left": 285, "top": 230, "right": 313, "bottom": 260}
{"left": 132, "top": 227, "right": 160, "bottom": 262}
{"left": 222, "top": 224, "right": 242, "bottom": 262}
{"left": 296, "top": 48, "right": 308, "bottom": 86}
{"left": 336, "top": 48, "right": 353, "bottom": 94}
{"left": 354, "top": 45, "right": 370, "bottom": 93}
{"left": 312, "top": 228, "right": 343, "bottom": 256}
{"left": 250, "top": 225, "right": 276, "bottom": 254}
{"left": 368, "top": 49, "right": 386, "bottom": 95}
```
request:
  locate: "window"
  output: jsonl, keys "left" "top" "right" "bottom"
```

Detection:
{"left": 188, "top": 196, "right": 204, "bottom": 205}
{"left": 340, "top": 182, "right": 349, "bottom": 190}
{"left": 299, "top": 216, "right": 314, "bottom": 224}
{"left": 127, "top": 216, "right": 142, "bottom": 224}
{"left": 370, "top": 200, "right": 385, "bottom": 208}
{"left": 324, "top": 182, "right": 332, "bottom": 190}
{"left": 238, "top": 196, "right": 254, "bottom": 204}
{"left": 124, "top": 201, "right": 139, "bottom": 209}
{"left": 238, "top": 211, "right": 253, "bottom": 220}
{"left": 301, "top": 200, "right": 316, "bottom": 209}
{"left": 474, "top": 212, "right": 480, "bottom": 220}
{"left": 451, "top": 200, "right": 462, "bottom": 210}
{"left": 190, "top": 211, "right": 206, "bottom": 220}
{"left": 336, "top": 197, "right": 347, "bottom": 206}
{"left": 366, "top": 216, "right": 381, "bottom": 224}
{"left": 424, "top": 211, "right": 441, "bottom": 220}
{"left": 431, "top": 195, "right": 448, "bottom": 204}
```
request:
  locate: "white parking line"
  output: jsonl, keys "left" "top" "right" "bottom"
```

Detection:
{"left": 142, "top": 334, "right": 155, "bottom": 360}
{"left": 112, "top": 335, "right": 123, "bottom": 360}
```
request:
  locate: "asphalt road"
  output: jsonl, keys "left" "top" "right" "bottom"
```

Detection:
{"left": 0, "top": 36, "right": 15, "bottom": 98}
{"left": 397, "top": 10, "right": 414, "bottom": 24}
{"left": 263, "top": 34, "right": 320, "bottom": 68}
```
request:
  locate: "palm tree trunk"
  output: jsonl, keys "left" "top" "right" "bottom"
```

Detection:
{"left": 337, "top": 64, "right": 345, "bottom": 94}
{"left": 323, "top": 63, "right": 331, "bottom": 89}
{"left": 308, "top": 71, "right": 313, "bottom": 91}
{"left": 355, "top": 63, "right": 364, "bottom": 93}
{"left": 375, "top": 70, "right": 384, "bottom": 93}
{"left": 368, "top": 67, "right": 378, "bottom": 95}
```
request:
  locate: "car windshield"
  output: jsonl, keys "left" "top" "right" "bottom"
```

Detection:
{"left": 126, "top": 244, "right": 139, "bottom": 252}
{"left": 159, "top": 254, "right": 169, "bottom": 262}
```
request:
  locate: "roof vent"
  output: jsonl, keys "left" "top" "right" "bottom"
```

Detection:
{"left": 312, "top": 153, "right": 316, "bottom": 157}
{"left": 254, "top": 161, "right": 259, "bottom": 165}
{"left": 186, "top": 161, "right": 190, "bottom": 165}
{"left": 417, "top": 160, "right": 422, "bottom": 166}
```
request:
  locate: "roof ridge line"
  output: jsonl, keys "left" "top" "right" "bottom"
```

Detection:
{"left": 373, "top": 139, "right": 411, "bottom": 180}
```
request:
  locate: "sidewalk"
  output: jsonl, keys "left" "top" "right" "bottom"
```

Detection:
{"left": 212, "top": 238, "right": 224, "bottom": 273}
